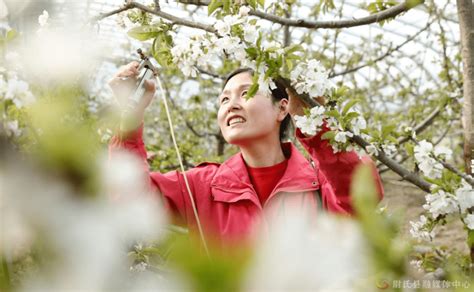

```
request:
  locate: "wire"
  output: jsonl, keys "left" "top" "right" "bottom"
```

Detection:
{"left": 154, "top": 74, "right": 210, "bottom": 258}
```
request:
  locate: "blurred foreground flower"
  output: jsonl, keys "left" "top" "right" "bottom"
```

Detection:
{"left": 244, "top": 209, "right": 370, "bottom": 291}
{"left": 37, "top": 10, "right": 48, "bottom": 27}
{"left": 0, "top": 144, "right": 180, "bottom": 290}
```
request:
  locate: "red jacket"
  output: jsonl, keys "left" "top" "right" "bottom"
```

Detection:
{"left": 109, "top": 126, "right": 384, "bottom": 245}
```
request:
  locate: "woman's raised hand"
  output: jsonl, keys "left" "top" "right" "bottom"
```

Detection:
{"left": 108, "top": 61, "right": 156, "bottom": 117}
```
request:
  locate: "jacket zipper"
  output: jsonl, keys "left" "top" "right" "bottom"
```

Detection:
{"left": 263, "top": 186, "right": 320, "bottom": 209}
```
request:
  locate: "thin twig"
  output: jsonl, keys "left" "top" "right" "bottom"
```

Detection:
{"left": 409, "top": 136, "right": 474, "bottom": 186}
{"left": 93, "top": 1, "right": 216, "bottom": 33}
{"left": 250, "top": 1, "right": 420, "bottom": 29}
{"left": 196, "top": 67, "right": 224, "bottom": 79}
{"left": 92, "top": 2, "right": 134, "bottom": 21}
{"left": 398, "top": 106, "right": 441, "bottom": 145}
{"left": 284, "top": 82, "right": 433, "bottom": 193}
{"left": 330, "top": 18, "right": 433, "bottom": 78}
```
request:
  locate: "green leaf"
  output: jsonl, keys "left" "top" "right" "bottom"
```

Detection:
{"left": 127, "top": 25, "right": 161, "bottom": 41}
{"left": 342, "top": 99, "right": 359, "bottom": 115}
{"left": 407, "top": 0, "right": 423, "bottom": 8}
{"left": 247, "top": 0, "right": 257, "bottom": 9}
{"left": 325, "top": 109, "right": 341, "bottom": 119}
{"left": 284, "top": 44, "right": 303, "bottom": 55}
{"left": 6, "top": 29, "right": 18, "bottom": 42}
{"left": 468, "top": 229, "right": 474, "bottom": 248}
{"left": 352, "top": 164, "right": 379, "bottom": 213}
{"left": 381, "top": 124, "right": 396, "bottom": 138}
{"left": 343, "top": 111, "right": 359, "bottom": 123}
{"left": 321, "top": 130, "right": 336, "bottom": 140}
{"left": 208, "top": 0, "right": 222, "bottom": 16}
{"left": 245, "top": 47, "right": 258, "bottom": 58}
{"left": 257, "top": 0, "right": 265, "bottom": 7}
{"left": 256, "top": 32, "right": 262, "bottom": 48}
{"left": 386, "top": 135, "right": 399, "bottom": 144}
{"left": 247, "top": 73, "right": 260, "bottom": 98}
{"left": 404, "top": 143, "right": 414, "bottom": 156}
{"left": 286, "top": 59, "right": 293, "bottom": 71}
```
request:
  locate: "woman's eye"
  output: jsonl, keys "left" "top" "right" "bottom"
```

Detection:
{"left": 221, "top": 97, "right": 229, "bottom": 103}
{"left": 241, "top": 90, "right": 248, "bottom": 97}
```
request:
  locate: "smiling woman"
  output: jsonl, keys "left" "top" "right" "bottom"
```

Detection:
{"left": 218, "top": 68, "right": 291, "bottom": 168}
{"left": 108, "top": 64, "right": 384, "bottom": 247}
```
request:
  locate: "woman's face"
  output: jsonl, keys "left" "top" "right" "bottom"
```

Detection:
{"left": 217, "top": 72, "right": 288, "bottom": 146}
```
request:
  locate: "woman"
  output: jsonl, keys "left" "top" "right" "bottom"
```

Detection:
{"left": 109, "top": 63, "right": 384, "bottom": 246}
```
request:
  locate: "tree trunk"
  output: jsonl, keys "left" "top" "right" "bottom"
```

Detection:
{"left": 457, "top": 0, "right": 474, "bottom": 264}
{"left": 457, "top": 0, "right": 474, "bottom": 174}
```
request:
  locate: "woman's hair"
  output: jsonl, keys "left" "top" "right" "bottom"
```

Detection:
{"left": 222, "top": 68, "right": 292, "bottom": 141}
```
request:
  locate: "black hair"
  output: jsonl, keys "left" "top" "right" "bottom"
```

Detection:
{"left": 222, "top": 68, "right": 291, "bottom": 141}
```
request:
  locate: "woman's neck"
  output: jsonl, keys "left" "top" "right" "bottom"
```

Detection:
{"left": 240, "top": 136, "right": 286, "bottom": 168}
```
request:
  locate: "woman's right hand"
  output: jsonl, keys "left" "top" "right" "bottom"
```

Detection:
{"left": 108, "top": 61, "right": 156, "bottom": 118}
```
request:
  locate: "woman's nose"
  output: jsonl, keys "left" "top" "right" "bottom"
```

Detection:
{"left": 227, "top": 96, "right": 242, "bottom": 112}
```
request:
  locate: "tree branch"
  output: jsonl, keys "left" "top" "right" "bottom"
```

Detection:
{"left": 92, "top": 2, "right": 134, "bottom": 21}
{"left": 283, "top": 81, "right": 433, "bottom": 193}
{"left": 254, "top": 1, "right": 422, "bottom": 29}
{"left": 397, "top": 106, "right": 441, "bottom": 145}
{"left": 330, "top": 18, "right": 433, "bottom": 78}
{"left": 409, "top": 136, "right": 474, "bottom": 186}
{"left": 93, "top": 1, "right": 216, "bottom": 33}
{"left": 178, "top": 0, "right": 422, "bottom": 29}
{"left": 196, "top": 67, "right": 224, "bottom": 79}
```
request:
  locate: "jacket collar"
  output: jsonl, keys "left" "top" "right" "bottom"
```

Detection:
{"left": 210, "top": 142, "right": 319, "bottom": 203}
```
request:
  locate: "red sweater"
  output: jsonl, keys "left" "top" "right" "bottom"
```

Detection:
{"left": 246, "top": 159, "right": 288, "bottom": 206}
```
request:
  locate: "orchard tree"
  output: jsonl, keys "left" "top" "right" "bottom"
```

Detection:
{"left": 2, "top": 0, "right": 474, "bottom": 290}
{"left": 96, "top": 0, "right": 474, "bottom": 271}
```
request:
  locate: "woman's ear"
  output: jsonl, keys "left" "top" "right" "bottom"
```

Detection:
{"left": 278, "top": 98, "right": 289, "bottom": 121}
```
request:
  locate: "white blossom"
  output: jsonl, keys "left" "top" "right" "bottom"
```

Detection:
{"left": 98, "top": 128, "right": 113, "bottom": 143}
{"left": 434, "top": 146, "right": 452, "bottom": 160}
{"left": 182, "top": 64, "right": 197, "bottom": 78}
{"left": 130, "top": 262, "right": 148, "bottom": 272}
{"left": 0, "top": 75, "right": 6, "bottom": 97}
{"left": 415, "top": 140, "right": 433, "bottom": 158}
{"left": 423, "top": 190, "right": 458, "bottom": 219}
{"left": 414, "top": 140, "right": 444, "bottom": 179}
{"left": 310, "top": 105, "right": 325, "bottom": 117}
{"left": 214, "top": 15, "right": 242, "bottom": 36}
{"left": 465, "top": 214, "right": 474, "bottom": 230}
{"left": 239, "top": 5, "right": 251, "bottom": 16}
{"left": 215, "top": 35, "right": 241, "bottom": 53}
{"left": 294, "top": 115, "right": 318, "bottom": 136}
{"left": 291, "top": 59, "right": 335, "bottom": 97}
{"left": 243, "top": 23, "right": 258, "bottom": 43}
{"left": 4, "top": 75, "right": 36, "bottom": 108}
{"left": 255, "top": 65, "right": 275, "bottom": 95}
{"left": 365, "top": 144, "right": 379, "bottom": 156}
{"left": 351, "top": 116, "right": 367, "bottom": 135}
{"left": 335, "top": 131, "right": 349, "bottom": 143}
{"left": 381, "top": 144, "right": 397, "bottom": 157}
{"left": 5, "top": 120, "right": 21, "bottom": 137}
{"left": 410, "top": 260, "right": 423, "bottom": 272}
{"left": 38, "top": 10, "right": 49, "bottom": 27}
{"left": 456, "top": 180, "right": 474, "bottom": 213}
{"left": 409, "top": 215, "right": 435, "bottom": 242}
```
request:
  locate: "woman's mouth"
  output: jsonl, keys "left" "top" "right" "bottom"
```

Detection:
{"left": 227, "top": 116, "right": 246, "bottom": 126}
